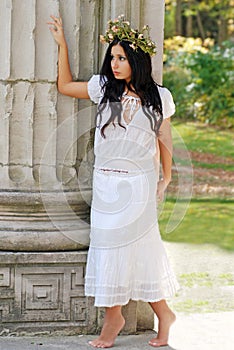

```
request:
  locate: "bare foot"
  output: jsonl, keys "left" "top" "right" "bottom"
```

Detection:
{"left": 89, "top": 313, "right": 125, "bottom": 348}
{"left": 149, "top": 309, "right": 176, "bottom": 347}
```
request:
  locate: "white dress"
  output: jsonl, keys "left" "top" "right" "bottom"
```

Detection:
{"left": 85, "top": 75, "right": 179, "bottom": 307}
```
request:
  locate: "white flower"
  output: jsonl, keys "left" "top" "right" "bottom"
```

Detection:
{"left": 129, "top": 43, "right": 136, "bottom": 50}
{"left": 111, "top": 25, "right": 118, "bottom": 32}
{"left": 186, "top": 83, "right": 195, "bottom": 92}
{"left": 100, "top": 35, "right": 106, "bottom": 44}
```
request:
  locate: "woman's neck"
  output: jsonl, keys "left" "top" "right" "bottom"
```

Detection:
{"left": 124, "top": 86, "right": 139, "bottom": 98}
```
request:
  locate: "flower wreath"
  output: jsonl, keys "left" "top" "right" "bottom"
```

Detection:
{"left": 100, "top": 15, "right": 156, "bottom": 56}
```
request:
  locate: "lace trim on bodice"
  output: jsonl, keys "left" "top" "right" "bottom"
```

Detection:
{"left": 122, "top": 93, "right": 141, "bottom": 124}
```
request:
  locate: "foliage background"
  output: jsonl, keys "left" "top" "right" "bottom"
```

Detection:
{"left": 160, "top": 1, "right": 234, "bottom": 252}
{"left": 163, "top": 0, "right": 234, "bottom": 128}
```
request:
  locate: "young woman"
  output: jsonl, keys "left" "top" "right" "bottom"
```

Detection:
{"left": 48, "top": 15, "right": 179, "bottom": 348}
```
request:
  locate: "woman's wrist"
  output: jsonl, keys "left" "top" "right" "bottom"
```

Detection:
{"left": 58, "top": 41, "right": 68, "bottom": 51}
{"left": 160, "top": 177, "right": 171, "bottom": 187}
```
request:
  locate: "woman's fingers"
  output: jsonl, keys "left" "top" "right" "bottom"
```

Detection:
{"left": 47, "top": 15, "right": 62, "bottom": 30}
{"left": 50, "top": 15, "right": 62, "bottom": 26}
{"left": 58, "top": 15, "right": 63, "bottom": 25}
{"left": 47, "top": 15, "right": 66, "bottom": 46}
{"left": 157, "top": 179, "right": 167, "bottom": 202}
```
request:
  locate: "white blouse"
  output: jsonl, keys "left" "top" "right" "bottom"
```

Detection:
{"left": 87, "top": 75, "right": 175, "bottom": 173}
{"left": 87, "top": 74, "right": 175, "bottom": 118}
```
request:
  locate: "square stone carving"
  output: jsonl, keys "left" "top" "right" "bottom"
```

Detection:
{"left": 0, "top": 253, "right": 97, "bottom": 333}
{"left": 14, "top": 269, "right": 66, "bottom": 322}
{"left": 70, "top": 297, "right": 87, "bottom": 321}
{"left": 0, "top": 300, "right": 12, "bottom": 321}
{"left": 71, "top": 266, "right": 85, "bottom": 297}
{"left": 22, "top": 274, "right": 63, "bottom": 311}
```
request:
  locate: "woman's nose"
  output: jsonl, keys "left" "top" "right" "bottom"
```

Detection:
{"left": 112, "top": 58, "right": 118, "bottom": 68}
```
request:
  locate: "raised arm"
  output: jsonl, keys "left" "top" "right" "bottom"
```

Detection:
{"left": 47, "top": 15, "right": 89, "bottom": 99}
{"left": 157, "top": 118, "right": 173, "bottom": 201}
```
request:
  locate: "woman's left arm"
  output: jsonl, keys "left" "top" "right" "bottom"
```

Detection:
{"left": 157, "top": 118, "right": 173, "bottom": 201}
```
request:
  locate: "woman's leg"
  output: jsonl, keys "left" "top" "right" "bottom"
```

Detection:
{"left": 89, "top": 305, "right": 125, "bottom": 348}
{"left": 148, "top": 300, "right": 176, "bottom": 347}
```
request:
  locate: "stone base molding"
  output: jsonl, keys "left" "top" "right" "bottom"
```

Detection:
{"left": 0, "top": 191, "right": 91, "bottom": 252}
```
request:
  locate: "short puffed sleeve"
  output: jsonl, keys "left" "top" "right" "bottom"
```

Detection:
{"left": 158, "top": 86, "right": 176, "bottom": 119}
{"left": 87, "top": 75, "right": 103, "bottom": 104}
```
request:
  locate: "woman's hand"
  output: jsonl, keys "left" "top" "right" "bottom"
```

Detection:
{"left": 47, "top": 14, "right": 89, "bottom": 99}
{"left": 157, "top": 179, "right": 168, "bottom": 202}
{"left": 47, "top": 15, "right": 66, "bottom": 48}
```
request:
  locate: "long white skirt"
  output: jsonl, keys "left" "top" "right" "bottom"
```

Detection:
{"left": 85, "top": 168, "right": 179, "bottom": 307}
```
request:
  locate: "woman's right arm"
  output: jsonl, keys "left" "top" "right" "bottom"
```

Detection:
{"left": 48, "top": 15, "right": 89, "bottom": 99}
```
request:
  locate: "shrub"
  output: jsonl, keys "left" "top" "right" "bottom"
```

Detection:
{"left": 163, "top": 37, "right": 234, "bottom": 128}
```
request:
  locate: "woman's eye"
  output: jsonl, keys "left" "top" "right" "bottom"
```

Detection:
{"left": 110, "top": 55, "right": 126, "bottom": 61}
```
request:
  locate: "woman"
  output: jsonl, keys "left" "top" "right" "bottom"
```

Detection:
{"left": 48, "top": 15, "right": 179, "bottom": 348}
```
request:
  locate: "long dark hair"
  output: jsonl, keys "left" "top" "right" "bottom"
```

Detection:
{"left": 96, "top": 38, "right": 163, "bottom": 137}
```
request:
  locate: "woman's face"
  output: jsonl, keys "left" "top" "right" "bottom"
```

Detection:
{"left": 110, "top": 44, "right": 132, "bottom": 82}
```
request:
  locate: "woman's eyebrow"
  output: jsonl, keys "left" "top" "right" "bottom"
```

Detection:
{"left": 111, "top": 53, "right": 126, "bottom": 57}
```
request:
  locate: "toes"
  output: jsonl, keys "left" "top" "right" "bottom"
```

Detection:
{"left": 149, "top": 340, "right": 168, "bottom": 347}
{"left": 88, "top": 340, "right": 112, "bottom": 348}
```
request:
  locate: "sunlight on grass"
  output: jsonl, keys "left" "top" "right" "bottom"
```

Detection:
{"left": 159, "top": 199, "right": 234, "bottom": 251}
{"left": 172, "top": 122, "right": 234, "bottom": 158}
{"left": 179, "top": 272, "right": 212, "bottom": 288}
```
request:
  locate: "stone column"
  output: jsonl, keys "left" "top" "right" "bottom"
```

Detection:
{"left": 0, "top": 0, "right": 165, "bottom": 335}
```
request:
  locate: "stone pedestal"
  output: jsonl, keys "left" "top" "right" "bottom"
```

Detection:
{"left": 0, "top": 0, "right": 164, "bottom": 334}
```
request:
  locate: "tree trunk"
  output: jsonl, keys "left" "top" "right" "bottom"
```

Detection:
{"left": 218, "top": 17, "right": 228, "bottom": 45}
{"left": 196, "top": 11, "right": 205, "bottom": 40}
{"left": 186, "top": 14, "right": 193, "bottom": 37}
{"left": 175, "top": 0, "right": 182, "bottom": 35}
{"left": 185, "top": 0, "right": 193, "bottom": 37}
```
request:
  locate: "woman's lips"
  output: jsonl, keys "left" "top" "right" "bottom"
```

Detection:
{"left": 113, "top": 71, "right": 120, "bottom": 75}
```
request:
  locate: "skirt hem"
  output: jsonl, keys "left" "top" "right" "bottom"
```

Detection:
{"left": 85, "top": 292, "right": 178, "bottom": 308}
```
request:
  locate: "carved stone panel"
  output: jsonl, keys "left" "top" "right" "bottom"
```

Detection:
{"left": 0, "top": 252, "right": 97, "bottom": 334}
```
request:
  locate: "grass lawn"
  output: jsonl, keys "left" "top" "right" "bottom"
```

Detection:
{"left": 159, "top": 198, "right": 234, "bottom": 251}
{"left": 172, "top": 122, "right": 234, "bottom": 163}
{"left": 162, "top": 122, "right": 234, "bottom": 250}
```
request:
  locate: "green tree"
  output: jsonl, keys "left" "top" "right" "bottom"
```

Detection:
{"left": 165, "top": 0, "right": 234, "bottom": 43}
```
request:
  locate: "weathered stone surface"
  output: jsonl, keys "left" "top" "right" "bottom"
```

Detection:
{"left": 144, "top": 0, "right": 165, "bottom": 84}
{"left": 60, "top": 0, "right": 81, "bottom": 78}
{"left": 0, "top": 190, "right": 90, "bottom": 251}
{"left": 35, "top": 0, "right": 59, "bottom": 81}
{"left": 0, "top": 0, "right": 12, "bottom": 80}
{"left": 137, "top": 300, "right": 154, "bottom": 331}
{"left": 33, "top": 82, "right": 58, "bottom": 185}
{"left": 122, "top": 300, "right": 138, "bottom": 334}
{"left": 56, "top": 94, "right": 79, "bottom": 184}
{"left": 0, "top": 83, "right": 12, "bottom": 186}
{"left": 9, "top": 82, "right": 34, "bottom": 185}
{"left": 11, "top": 0, "right": 36, "bottom": 80}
